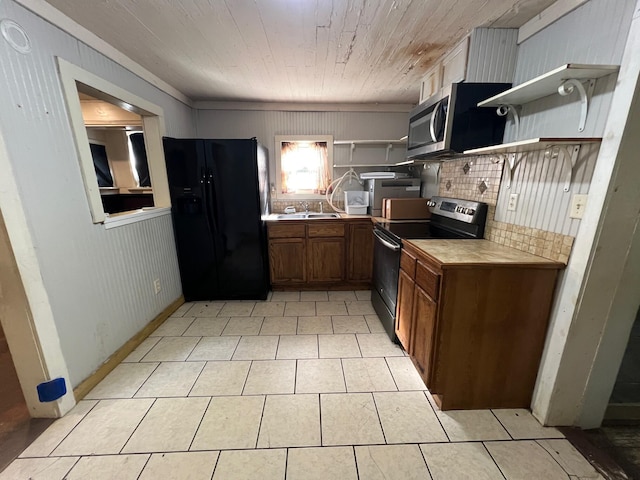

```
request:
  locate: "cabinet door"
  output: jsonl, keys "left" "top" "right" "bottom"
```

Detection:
{"left": 395, "top": 269, "right": 415, "bottom": 352}
{"left": 308, "top": 238, "right": 345, "bottom": 282}
{"left": 269, "top": 238, "right": 306, "bottom": 284}
{"left": 441, "top": 37, "right": 469, "bottom": 86}
{"left": 411, "top": 285, "right": 437, "bottom": 386}
{"left": 348, "top": 223, "right": 374, "bottom": 282}
{"left": 420, "top": 66, "right": 442, "bottom": 104}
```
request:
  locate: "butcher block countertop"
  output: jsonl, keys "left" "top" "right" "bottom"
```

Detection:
{"left": 404, "top": 239, "right": 564, "bottom": 268}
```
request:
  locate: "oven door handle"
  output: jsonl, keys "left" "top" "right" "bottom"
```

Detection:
{"left": 373, "top": 229, "right": 401, "bottom": 251}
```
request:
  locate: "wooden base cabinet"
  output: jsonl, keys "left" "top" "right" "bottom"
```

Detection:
{"left": 267, "top": 219, "right": 372, "bottom": 289}
{"left": 396, "top": 241, "right": 562, "bottom": 410}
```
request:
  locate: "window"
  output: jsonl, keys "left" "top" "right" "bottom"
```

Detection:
{"left": 58, "top": 58, "right": 170, "bottom": 225}
{"left": 275, "top": 135, "right": 333, "bottom": 199}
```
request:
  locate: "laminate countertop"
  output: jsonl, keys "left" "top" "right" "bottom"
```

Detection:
{"left": 404, "top": 239, "right": 565, "bottom": 268}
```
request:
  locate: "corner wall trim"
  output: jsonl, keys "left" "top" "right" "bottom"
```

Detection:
{"left": 72, "top": 295, "right": 185, "bottom": 401}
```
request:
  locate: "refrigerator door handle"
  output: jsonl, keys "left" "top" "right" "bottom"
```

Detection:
{"left": 206, "top": 169, "right": 219, "bottom": 232}
{"left": 201, "top": 168, "right": 216, "bottom": 235}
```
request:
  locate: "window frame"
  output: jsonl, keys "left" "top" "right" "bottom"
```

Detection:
{"left": 274, "top": 135, "right": 333, "bottom": 200}
{"left": 57, "top": 57, "right": 171, "bottom": 225}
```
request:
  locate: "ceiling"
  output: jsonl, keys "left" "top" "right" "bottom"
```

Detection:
{"left": 44, "top": 0, "right": 556, "bottom": 104}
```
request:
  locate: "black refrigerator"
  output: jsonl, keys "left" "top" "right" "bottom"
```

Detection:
{"left": 163, "top": 137, "right": 270, "bottom": 301}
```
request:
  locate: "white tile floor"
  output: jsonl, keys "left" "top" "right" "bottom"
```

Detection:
{"left": 2, "top": 291, "right": 605, "bottom": 480}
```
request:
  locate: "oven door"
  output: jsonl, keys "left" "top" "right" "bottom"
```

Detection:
{"left": 371, "top": 226, "right": 402, "bottom": 341}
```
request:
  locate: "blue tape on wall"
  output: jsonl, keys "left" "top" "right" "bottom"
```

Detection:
{"left": 37, "top": 378, "right": 67, "bottom": 402}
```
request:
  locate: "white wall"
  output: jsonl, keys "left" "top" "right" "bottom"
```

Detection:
{"left": 195, "top": 109, "right": 409, "bottom": 189}
{"left": 0, "top": 0, "right": 195, "bottom": 387}
{"left": 524, "top": 0, "right": 640, "bottom": 427}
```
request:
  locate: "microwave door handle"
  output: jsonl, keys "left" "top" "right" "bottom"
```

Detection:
{"left": 429, "top": 100, "right": 441, "bottom": 143}
{"left": 373, "top": 229, "right": 401, "bottom": 251}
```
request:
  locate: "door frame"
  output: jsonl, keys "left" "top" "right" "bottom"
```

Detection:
{"left": 0, "top": 129, "right": 75, "bottom": 418}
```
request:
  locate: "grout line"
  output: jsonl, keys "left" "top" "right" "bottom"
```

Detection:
{"left": 370, "top": 393, "right": 388, "bottom": 445}
{"left": 283, "top": 447, "right": 289, "bottom": 480}
{"left": 352, "top": 445, "right": 360, "bottom": 480}
{"left": 135, "top": 452, "right": 153, "bottom": 480}
{"left": 255, "top": 395, "right": 267, "bottom": 448}
{"left": 187, "top": 396, "right": 212, "bottom": 451}
{"left": 422, "top": 390, "right": 451, "bottom": 443}
{"left": 210, "top": 448, "right": 222, "bottom": 479}
{"left": 118, "top": 397, "right": 158, "bottom": 454}
{"left": 40, "top": 400, "right": 102, "bottom": 457}
{"left": 129, "top": 361, "right": 162, "bottom": 399}
{"left": 241, "top": 361, "right": 254, "bottom": 395}
{"left": 184, "top": 361, "right": 207, "bottom": 397}
{"left": 318, "top": 393, "right": 324, "bottom": 446}
{"left": 490, "top": 410, "right": 515, "bottom": 440}
{"left": 417, "top": 442, "right": 436, "bottom": 479}
{"left": 384, "top": 357, "right": 401, "bottom": 392}
{"left": 481, "top": 442, "right": 509, "bottom": 480}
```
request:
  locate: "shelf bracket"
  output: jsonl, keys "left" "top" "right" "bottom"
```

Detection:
{"left": 496, "top": 104, "right": 520, "bottom": 139}
{"left": 494, "top": 153, "right": 520, "bottom": 189}
{"left": 557, "top": 78, "right": 594, "bottom": 132}
{"left": 385, "top": 143, "right": 393, "bottom": 163}
{"left": 424, "top": 162, "right": 441, "bottom": 185}
{"left": 547, "top": 144, "right": 581, "bottom": 192}
{"left": 349, "top": 142, "right": 355, "bottom": 163}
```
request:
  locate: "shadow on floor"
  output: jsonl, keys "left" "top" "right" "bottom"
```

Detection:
{"left": 0, "top": 344, "right": 55, "bottom": 471}
{"left": 563, "top": 424, "right": 640, "bottom": 480}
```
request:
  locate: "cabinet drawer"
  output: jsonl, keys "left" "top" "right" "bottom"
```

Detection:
{"left": 268, "top": 223, "right": 306, "bottom": 238}
{"left": 400, "top": 250, "right": 417, "bottom": 279}
{"left": 415, "top": 261, "right": 440, "bottom": 300}
{"left": 308, "top": 223, "right": 345, "bottom": 237}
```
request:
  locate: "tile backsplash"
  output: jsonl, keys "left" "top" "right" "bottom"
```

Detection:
{"left": 438, "top": 156, "right": 574, "bottom": 263}
{"left": 438, "top": 156, "right": 503, "bottom": 205}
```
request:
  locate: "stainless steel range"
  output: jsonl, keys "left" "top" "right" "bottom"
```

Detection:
{"left": 371, "top": 196, "right": 488, "bottom": 342}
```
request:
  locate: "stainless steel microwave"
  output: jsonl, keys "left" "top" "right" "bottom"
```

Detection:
{"left": 407, "top": 82, "right": 511, "bottom": 159}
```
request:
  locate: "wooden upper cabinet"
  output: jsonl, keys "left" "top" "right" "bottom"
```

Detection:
{"left": 395, "top": 269, "right": 415, "bottom": 352}
{"left": 441, "top": 37, "right": 469, "bottom": 86}
{"left": 419, "top": 66, "right": 442, "bottom": 104}
{"left": 269, "top": 238, "right": 305, "bottom": 284}
{"left": 419, "top": 36, "right": 469, "bottom": 104}
{"left": 348, "top": 222, "right": 373, "bottom": 282}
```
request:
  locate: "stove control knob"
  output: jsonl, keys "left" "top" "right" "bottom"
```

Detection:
{"left": 467, "top": 208, "right": 475, "bottom": 216}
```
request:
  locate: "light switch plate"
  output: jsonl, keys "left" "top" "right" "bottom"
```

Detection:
{"left": 507, "top": 193, "right": 518, "bottom": 211}
{"left": 570, "top": 194, "right": 588, "bottom": 219}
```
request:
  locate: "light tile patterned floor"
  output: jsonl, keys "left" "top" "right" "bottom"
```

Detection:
{"left": 2, "top": 291, "right": 605, "bottom": 479}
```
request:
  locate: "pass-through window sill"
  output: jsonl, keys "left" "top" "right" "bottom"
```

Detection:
{"left": 103, "top": 207, "right": 171, "bottom": 229}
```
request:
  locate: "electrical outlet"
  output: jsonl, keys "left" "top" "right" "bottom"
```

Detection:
{"left": 507, "top": 193, "right": 518, "bottom": 211}
{"left": 153, "top": 278, "right": 161, "bottom": 294}
{"left": 570, "top": 194, "right": 588, "bottom": 219}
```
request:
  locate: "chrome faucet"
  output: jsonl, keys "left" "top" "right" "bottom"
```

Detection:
{"left": 300, "top": 201, "right": 310, "bottom": 212}
{"left": 318, "top": 202, "right": 324, "bottom": 213}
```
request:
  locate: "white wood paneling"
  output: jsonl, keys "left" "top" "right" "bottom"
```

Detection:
{"left": 494, "top": 143, "right": 600, "bottom": 236}
{"left": 466, "top": 28, "right": 519, "bottom": 83}
{"left": 0, "top": 0, "right": 192, "bottom": 387}
{"left": 195, "top": 109, "right": 409, "bottom": 181}
{"left": 504, "top": 0, "right": 636, "bottom": 140}
{"left": 39, "top": 0, "right": 556, "bottom": 103}
{"left": 492, "top": 0, "right": 637, "bottom": 237}
{"left": 518, "top": 0, "right": 590, "bottom": 43}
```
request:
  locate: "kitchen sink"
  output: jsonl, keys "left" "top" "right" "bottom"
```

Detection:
{"left": 274, "top": 212, "right": 341, "bottom": 220}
